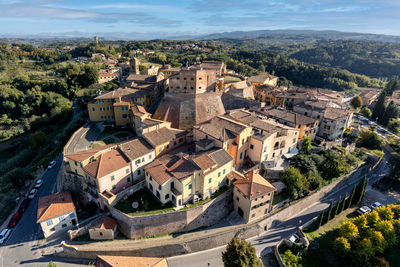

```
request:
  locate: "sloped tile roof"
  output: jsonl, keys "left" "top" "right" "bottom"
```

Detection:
{"left": 248, "top": 73, "right": 277, "bottom": 83}
{"left": 143, "top": 127, "right": 186, "bottom": 147}
{"left": 233, "top": 171, "right": 276, "bottom": 200}
{"left": 83, "top": 149, "right": 130, "bottom": 178}
{"left": 144, "top": 159, "right": 174, "bottom": 185}
{"left": 119, "top": 138, "right": 154, "bottom": 161}
{"left": 37, "top": 191, "right": 75, "bottom": 223}
{"left": 96, "top": 255, "right": 168, "bottom": 267}
{"left": 64, "top": 145, "right": 114, "bottom": 163}
{"left": 90, "top": 216, "right": 117, "bottom": 230}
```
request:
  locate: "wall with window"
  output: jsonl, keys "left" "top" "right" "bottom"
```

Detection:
{"left": 114, "top": 105, "right": 131, "bottom": 126}
{"left": 202, "top": 161, "right": 233, "bottom": 198}
{"left": 40, "top": 211, "right": 78, "bottom": 238}
{"left": 88, "top": 100, "right": 114, "bottom": 122}
{"left": 97, "top": 165, "right": 132, "bottom": 194}
{"left": 130, "top": 151, "right": 155, "bottom": 183}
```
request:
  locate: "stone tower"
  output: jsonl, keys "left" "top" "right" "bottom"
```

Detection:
{"left": 130, "top": 57, "right": 140, "bottom": 74}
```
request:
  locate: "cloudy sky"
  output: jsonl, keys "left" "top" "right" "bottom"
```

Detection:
{"left": 0, "top": 0, "right": 399, "bottom": 38}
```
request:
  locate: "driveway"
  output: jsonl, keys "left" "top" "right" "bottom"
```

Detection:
{"left": 64, "top": 122, "right": 103, "bottom": 155}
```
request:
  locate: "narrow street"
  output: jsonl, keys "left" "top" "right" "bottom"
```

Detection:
{"left": 0, "top": 157, "right": 90, "bottom": 267}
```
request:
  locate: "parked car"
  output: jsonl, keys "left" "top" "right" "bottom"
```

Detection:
{"left": 8, "top": 213, "right": 21, "bottom": 227}
{"left": 357, "top": 206, "right": 372, "bottom": 215}
{"left": 289, "top": 233, "right": 300, "bottom": 243}
{"left": 47, "top": 160, "right": 56, "bottom": 169}
{"left": 0, "top": 228, "right": 10, "bottom": 244}
{"left": 371, "top": 202, "right": 382, "bottom": 210}
{"left": 18, "top": 198, "right": 30, "bottom": 213}
{"left": 28, "top": 189, "right": 37, "bottom": 199}
{"left": 34, "top": 179, "right": 43, "bottom": 189}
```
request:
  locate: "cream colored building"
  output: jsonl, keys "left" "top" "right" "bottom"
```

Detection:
{"left": 89, "top": 216, "right": 117, "bottom": 240}
{"left": 222, "top": 109, "right": 300, "bottom": 165}
{"left": 228, "top": 170, "right": 276, "bottom": 223}
{"left": 37, "top": 192, "right": 78, "bottom": 238}
{"left": 248, "top": 73, "right": 278, "bottom": 90}
{"left": 144, "top": 148, "right": 233, "bottom": 208}
{"left": 194, "top": 116, "right": 253, "bottom": 168}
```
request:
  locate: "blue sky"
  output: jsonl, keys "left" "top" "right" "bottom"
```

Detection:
{"left": 0, "top": 0, "right": 399, "bottom": 39}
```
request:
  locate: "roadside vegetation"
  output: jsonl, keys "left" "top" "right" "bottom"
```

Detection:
{"left": 281, "top": 147, "right": 366, "bottom": 199}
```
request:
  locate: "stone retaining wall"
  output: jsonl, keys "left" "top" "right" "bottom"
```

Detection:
{"left": 60, "top": 159, "right": 376, "bottom": 259}
{"left": 109, "top": 189, "right": 233, "bottom": 239}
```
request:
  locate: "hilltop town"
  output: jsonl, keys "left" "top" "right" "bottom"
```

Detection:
{"left": 1, "top": 38, "right": 400, "bottom": 267}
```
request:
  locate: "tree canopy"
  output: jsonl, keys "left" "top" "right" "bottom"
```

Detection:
{"left": 222, "top": 238, "right": 262, "bottom": 267}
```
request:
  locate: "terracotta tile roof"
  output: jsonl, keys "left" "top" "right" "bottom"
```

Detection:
{"left": 192, "top": 153, "right": 217, "bottom": 171}
{"left": 143, "top": 127, "right": 186, "bottom": 147}
{"left": 37, "top": 192, "right": 75, "bottom": 223}
{"left": 195, "top": 116, "right": 248, "bottom": 141}
{"left": 90, "top": 216, "right": 117, "bottom": 230}
{"left": 233, "top": 171, "right": 276, "bottom": 200}
{"left": 83, "top": 149, "right": 130, "bottom": 178}
{"left": 113, "top": 101, "right": 130, "bottom": 106}
{"left": 208, "top": 149, "right": 233, "bottom": 167}
{"left": 126, "top": 74, "right": 157, "bottom": 83}
{"left": 119, "top": 138, "right": 154, "bottom": 161}
{"left": 248, "top": 73, "right": 277, "bottom": 83}
{"left": 223, "top": 110, "right": 258, "bottom": 125}
{"left": 167, "top": 157, "right": 199, "bottom": 181}
{"left": 95, "top": 87, "right": 139, "bottom": 100}
{"left": 130, "top": 104, "right": 148, "bottom": 117}
{"left": 226, "top": 170, "right": 245, "bottom": 182}
{"left": 144, "top": 159, "right": 174, "bottom": 185}
{"left": 96, "top": 255, "right": 168, "bottom": 267}
{"left": 324, "top": 107, "right": 352, "bottom": 120}
{"left": 65, "top": 145, "right": 114, "bottom": 163}
{"left": 262, "top": 108, "right": 317, "bottom": 125}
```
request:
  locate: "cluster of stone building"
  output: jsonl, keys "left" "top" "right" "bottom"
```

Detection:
{"left": 62, "top": 58, "right": 354, "bottom": 236}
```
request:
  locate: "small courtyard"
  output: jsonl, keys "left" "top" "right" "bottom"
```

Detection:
{"left": 92, "top": 125, "right": 136, "bottom": 148}
{"left": 114, "top": 188, "right": 174, "bottom": 216}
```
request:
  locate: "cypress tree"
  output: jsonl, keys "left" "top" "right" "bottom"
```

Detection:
{"left": 340, "top": 194, "right": 348, "bottom": 213}
{"left": 355, "top": 176, "right": 368, "bottom": 204}
{"left": 372, "top": 91, "right": 386, "bottom": 122}
{"left": 317, "top": 210, "right": 325, "bottom": 228}
{"left": 326, "top": 202, "right": 334, "bottom": 223}
{"left": 382, "top": 101, "right": 399, "bottom": 126}
{"left": 333, "top": 197, "right": 341, "bottom": 218}
{"left": 348, "top": 186, "right": 356, "bottom": 207}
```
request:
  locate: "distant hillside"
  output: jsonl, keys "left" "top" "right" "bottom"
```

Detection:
{"left": 198, "top": 29, "right": 400, "bottom": 44}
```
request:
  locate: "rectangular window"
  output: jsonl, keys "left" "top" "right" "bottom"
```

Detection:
{"left": 149, "top": 176, "right": 152, "bottom": 181}
{"left": 209, "top": 178, "right": 212, "bottom": 184}
{"left": 218, "top": 172, "right": 221, "bottom": 177}
{"left": 111, "top": 176, "right": 115, "bottom": 181}
{"left": 112, "top": 185, "right": 116, "bottom": 190}
{"left": 126, "top": 168, "right": 129, "bottom": 174}
{"left": 69, "top": 213, "right": 75, "bottom": 219}
{"left": 137, "top": 169, "right": 141, "bottom": 175}
{"left": 240, "top": 152, "right": 243, "bottom": 159}
{"left": 159, "top": 148, "right": 162, "bottom": 152}
{"left": 188, "top": 184, "right": 192, "bottom": 189}
{"left": 252, "top": 213, "right": 255, "bottom": 218}
{"left": 293, "top": 138, "right": 296, "bottom": 144}
{"left": 149, "top": 154, "right": 152, "bottom": 159}
{"left": 127, "top": 177, "right": 130, "bottom": 182}
{"left": 142, "top": 157, "right": 145, "bottom": 162}
{"left": 223, "top": 169, "right": 226, "bottom": 174}
{"left": 179, "top": 138, "right": 183, "bottom": 143}
{"left": 158, "top": 185, "right": 161, "bottom": 190}
{"left": 59, "top": 215, "right": 65, "bottom": 221}
{"left": 165, "top": 194, "right": 170, "bottom": 200}
{"left": 46, "top": 220, "right": 53, "bottom": 226}
{"left": 122, "top": 114, "right": 127, "bottom": 119}
{"left": 62, "top": 224, "right": 67, "bottom": 228}
{"left": 92, "top": 107, "right": 95, "bottom": 112}
{"left": 250, "top": 144, "right": 254, "bottom": 149}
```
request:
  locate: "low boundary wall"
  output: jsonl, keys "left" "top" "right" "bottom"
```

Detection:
{"left": 109, "top": 189, "right": 233, "bottom": 239}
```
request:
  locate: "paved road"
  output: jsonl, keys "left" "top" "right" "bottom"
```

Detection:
{"left": 64, "top": 122, "right": 103, "bottom": 155}
{"left": 167, "top": 151, "right": 391, "bottom": 267}
{"left": 0, "top": 157, "right": 90, "bottom": 267}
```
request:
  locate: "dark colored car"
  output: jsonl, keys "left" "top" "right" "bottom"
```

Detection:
{"left": 18, "top": 198, "right": 30, "bottom": 213}
{"left": 8, "top": 213, "right": 21, "bottom": 227}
